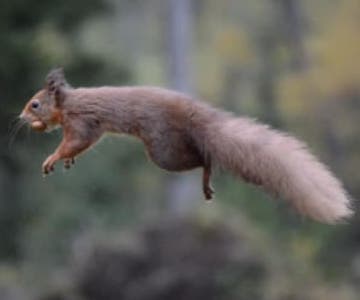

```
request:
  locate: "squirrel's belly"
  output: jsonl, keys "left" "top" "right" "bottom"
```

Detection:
{"left": 145, "top": 140, "right": 204, "bottom": 172}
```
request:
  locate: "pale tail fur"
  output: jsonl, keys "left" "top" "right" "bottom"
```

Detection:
{"left": 204, "top": 116, "right": 353, "bottom": 223}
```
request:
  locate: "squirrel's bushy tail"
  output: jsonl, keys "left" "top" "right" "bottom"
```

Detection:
{"left": 204, "top": 116, "right": 352, "bottom": 223}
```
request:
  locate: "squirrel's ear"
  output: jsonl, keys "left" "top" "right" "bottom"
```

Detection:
{"left": 45, "top": 68, "right": 69, "bottom": 107}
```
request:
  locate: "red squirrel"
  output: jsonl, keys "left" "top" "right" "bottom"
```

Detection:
{"left": 20, "top": 68, "right": 352, "bottom": 223}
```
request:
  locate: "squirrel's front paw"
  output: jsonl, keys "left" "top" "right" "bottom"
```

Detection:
{"left": 64, "top": 157, "right": 75, "bottom": 169}
{"left": 42, "top": 154, "right": 59, "bottom": 175}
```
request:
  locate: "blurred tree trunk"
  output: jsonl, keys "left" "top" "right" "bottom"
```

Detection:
{"left": 257, "top": 33, "right": 283, "bottom": 128}
{"left": 257, "top": 0, "right": 307, "bottom": 127}
{"left": 165, "top": 0, "right": 199, "bottom": 215}
{"left": 168, "top": 0, "right": 193, "bottom": 93}
{"left": 277, "top": 0, "right": 308, "bottom": 70}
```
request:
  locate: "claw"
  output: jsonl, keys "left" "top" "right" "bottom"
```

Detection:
{"left": 204, "top": 185, "right": 215, "bottom": 200}
{"left": 42, "top": 153, "right": 59, "bottom": 175}
{"left": 64, "top": 157, "right": 75, "bottom": 169}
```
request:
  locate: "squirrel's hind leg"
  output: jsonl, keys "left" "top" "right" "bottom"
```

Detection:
{"left": 203, "top": 162, "right": 214, "bottom": 200}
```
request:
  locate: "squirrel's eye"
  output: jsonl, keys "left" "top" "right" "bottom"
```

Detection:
{"left": 31, "top": 100, "right": 40, "bottom": 110}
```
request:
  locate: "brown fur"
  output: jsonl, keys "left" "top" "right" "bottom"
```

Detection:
{"left": 20, "top": 69, "right": 353, "bottom": 223}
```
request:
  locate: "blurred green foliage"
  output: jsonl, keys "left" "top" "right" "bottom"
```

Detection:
{"left": 0, "top": 0, "right": 360, "bottom": 299}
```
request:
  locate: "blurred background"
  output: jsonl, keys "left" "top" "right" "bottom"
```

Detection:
{"left": 1, "top": 0, "right": 360, "bottom": 299}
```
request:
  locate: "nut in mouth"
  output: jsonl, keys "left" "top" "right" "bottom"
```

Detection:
{"left": 31, "top": 120, "right": 47, "bottom": 131}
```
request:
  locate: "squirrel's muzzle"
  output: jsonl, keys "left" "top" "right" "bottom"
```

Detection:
{"left": 19, "top": 112, "right": 47, "bottom": 132}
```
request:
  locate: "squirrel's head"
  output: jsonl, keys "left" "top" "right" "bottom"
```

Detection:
{"left": 20, "top": 68, "right": 68, "bottom": 132}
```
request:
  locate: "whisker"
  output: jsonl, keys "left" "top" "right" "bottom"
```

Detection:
{"left": 8, "top": 115, "right": 20, "bottom": 129}
{"left": 8, "top": 118, "right": 27, "bottom": 150}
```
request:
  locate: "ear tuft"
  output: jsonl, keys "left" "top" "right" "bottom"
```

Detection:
{"left": 46, "top": 68, "right": 67, "bottom": 90}
{"left": 45, "top": 68, "right": 69, "bottom": 107}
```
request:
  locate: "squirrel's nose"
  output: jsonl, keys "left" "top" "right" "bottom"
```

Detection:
{"left": 19, "top": 111, "right": 28, "bottom": 121}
